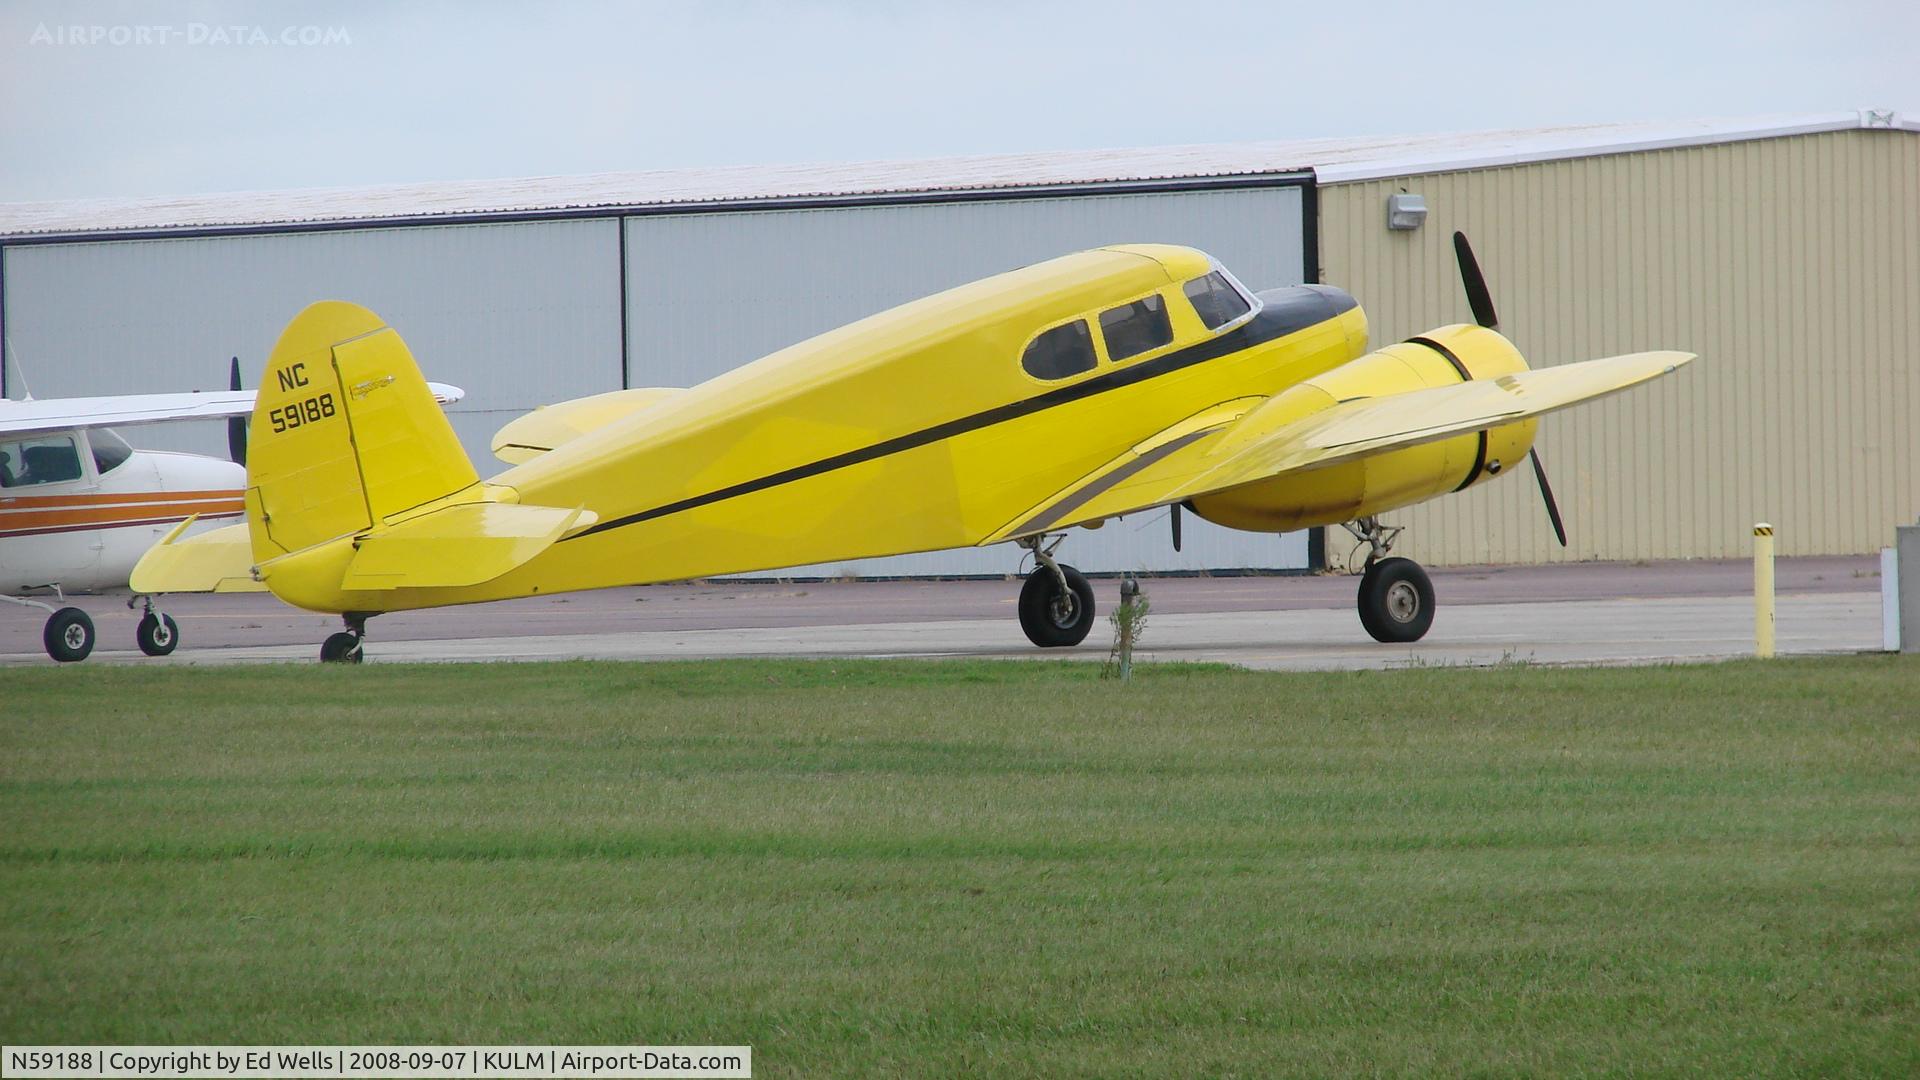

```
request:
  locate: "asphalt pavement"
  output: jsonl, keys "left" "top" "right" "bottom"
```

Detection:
{"left": 0, "top": 555, "right": 1887, "bottom": 670}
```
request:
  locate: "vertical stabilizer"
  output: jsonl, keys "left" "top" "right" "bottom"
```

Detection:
{"left": 246, "top": 301, "right": 478, "bottom": 562}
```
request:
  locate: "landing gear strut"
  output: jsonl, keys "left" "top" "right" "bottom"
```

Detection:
{"left": 1342, "top": 517, "right": 1435, "bottom": 643}
{"left": 4, "top": 589, "right": 96, "bottom": 663}
{"left": 321, "top": 613, "right": 370, "bottom": 663}
{"left": 131, "top": 595, "right": 179, "bottom": 657}
{"left": 1016, "top": 534, "right": 1096, "bottom": 647}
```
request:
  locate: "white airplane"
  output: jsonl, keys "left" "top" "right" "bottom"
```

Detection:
{"left": 1, "top": 360, "right": 464, "bottom": 662}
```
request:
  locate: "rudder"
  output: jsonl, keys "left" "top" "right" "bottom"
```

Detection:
{"left": 247, "top": 301, "right": 478, "bottom": 561}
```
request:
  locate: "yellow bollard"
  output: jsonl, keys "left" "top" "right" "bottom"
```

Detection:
{"left": 1754, "top": 523, "right": 1775, "bottom": 658}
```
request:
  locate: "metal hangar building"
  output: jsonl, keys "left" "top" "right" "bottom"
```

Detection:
{"left": 2, "top": 109, "right": 1914, "bottom": 575}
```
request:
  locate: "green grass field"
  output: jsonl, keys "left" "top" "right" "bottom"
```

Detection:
{"left": 3, "top": 657, "right": 1916, "bottom": 1076}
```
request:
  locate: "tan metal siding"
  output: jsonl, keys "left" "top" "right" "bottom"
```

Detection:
{"left": 1318, "top": 129, "right": 1920, "bottom": 566}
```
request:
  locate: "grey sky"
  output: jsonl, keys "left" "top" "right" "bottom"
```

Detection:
{"left": 2, "top": 0, "right": 1916, "bottom": 203}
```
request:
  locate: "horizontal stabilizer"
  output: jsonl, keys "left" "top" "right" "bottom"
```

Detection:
{"left": 492, "top": 387, "right": 684, "bottom": 464}
{"left": 338, "top": 502, "right": 598, "bottom": 590}
{"left": 129, "top": 519, "right": 268, "bottom": 594}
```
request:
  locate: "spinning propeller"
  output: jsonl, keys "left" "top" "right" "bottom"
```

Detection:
{"left": 1451, "top": 232, "right": 1567, "bottom": 547}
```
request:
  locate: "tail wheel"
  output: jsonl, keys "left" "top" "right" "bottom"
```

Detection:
{"left": 320, "top": 632, "right": 364, "bottom": 664}
{"left": 136, "top": 612, "right": 179, "bottom": 657}
{"left": 1018, "top": 564, "right": 1096, "bottom": 647}
{"left": 44, "top": 607, "right": 96, "bottom": 663}
{"left": 1357, "top": 557, "right": 1435, "bottom": 643}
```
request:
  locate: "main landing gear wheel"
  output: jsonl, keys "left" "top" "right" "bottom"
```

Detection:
{"left": 44, "top": 607, "right": 95, "bottom": 663}
{"left": 136, "top": 612, "right": 180, "bottom": 657}
{"left": 1018, "top": 564, "right": 1096, "bottom": 647}
{"left": 1357, "top": 557, "right": 1435, "bottom": 644}
{"left": 320, "top": 631, "right": 364, "bottom": 664}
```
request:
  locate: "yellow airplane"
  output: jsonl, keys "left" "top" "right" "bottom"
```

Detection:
{"left": 135, "top": 233, "right": 1690, "bottom": 662}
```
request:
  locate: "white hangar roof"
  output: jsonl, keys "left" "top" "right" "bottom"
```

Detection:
{"left": 2, "top": 109, "right": 1912, "bottom": 240}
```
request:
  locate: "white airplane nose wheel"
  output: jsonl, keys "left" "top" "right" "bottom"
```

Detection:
{"left": 136, "top": 611, "right": 180, "bottom": 657}
{"left": 44, "top": 607, "right": 96, "bottom": 663}
{"left": 1357, "top": 556, "right": 1435, "bottom": 644}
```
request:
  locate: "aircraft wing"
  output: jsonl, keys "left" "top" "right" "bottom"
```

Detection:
{"left": 988, "top": 350, "right": 1693, "bottom": 542}
{"left": 0, "top": 383, "right": 465, "bottom": 438}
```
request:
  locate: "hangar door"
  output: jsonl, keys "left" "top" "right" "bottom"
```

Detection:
{"left": 1, "top": 219, "right": 623, "bottom": 468}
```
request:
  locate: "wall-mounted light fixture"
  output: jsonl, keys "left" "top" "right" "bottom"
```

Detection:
{"left": 1386, "top": 192, "right": 1427, "bottom": 231}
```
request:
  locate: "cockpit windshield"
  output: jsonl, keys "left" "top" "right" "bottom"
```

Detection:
{"left": 91, "top": 428, "right": 134, "bottom": 475}
{"left": 1183, "top": 271, "right": 1253, "bottom": 331}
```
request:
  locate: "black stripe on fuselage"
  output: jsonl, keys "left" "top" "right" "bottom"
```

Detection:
{"left": 563, "top": 285, "right": 1359, "bottom": 541}
{"left": 1405, "top": 334, "right": 1489, "bottom": 492}
{"left": 1013, "top": 426, "right": 1216, "bottom": 537}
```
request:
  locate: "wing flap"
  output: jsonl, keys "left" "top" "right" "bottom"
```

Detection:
{"left": 339, "top": 502, "right": 597, "bottom": 590}
{"left": 990, "top": 351, "right": 1692, "bottom": 540}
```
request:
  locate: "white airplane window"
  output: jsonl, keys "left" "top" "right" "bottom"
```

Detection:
{"left": 1099, "top": 294, "right": 1174, "bottom": 361}
{"left": 1183, "top": 272, "right": 1253, "bottom": 331}
{"left": 0, "top": 434, "right": 85, "bottom": 487}
{"left": 91, "top": 428, "right": 134, "bottom": 475}
{"left": 1021, "top": 319, "right": 1097, "bottom": 380}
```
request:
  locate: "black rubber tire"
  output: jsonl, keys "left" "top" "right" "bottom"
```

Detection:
{"left": 136, "top": 612, "right": 179, "bottom": 657}
{"left": 1018, "top": 564, "right": 1097, "bottom": 647}
{"left": 1357, "top": 557, "right": 1436, "bottom": 643}
{"left": 44, "top": 607, "right": 95, "bottom": 663}
{"left": 320, "top": 631, "right": 364, "bottom": 664}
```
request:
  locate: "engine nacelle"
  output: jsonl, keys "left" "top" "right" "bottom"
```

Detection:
{"left": 1190, "top": 324, "right": 1537, "bottom": 532}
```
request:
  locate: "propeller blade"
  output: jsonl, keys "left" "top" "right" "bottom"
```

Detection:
{"left": 1170, "top": 502, "right": 1183, "bottom": 552}
{"left": 1452, "top": 231, "right": 1500, "bottom": 330}
{"left": 227, "top": 356, "right": 248, "bottom": 467}
{"left": 1529, "top": 449, "right": 1567, "bottom": 547}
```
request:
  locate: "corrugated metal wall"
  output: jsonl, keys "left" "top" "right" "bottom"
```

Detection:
{"left": 625, "top": 186, "right": 1310, "bottom": 575}
{"left": 0, "top": 189, "right": 1312, "bottom": 577}
{"left": 1318, "top": 129, "right": 1920, "bottom": 565}
{"left": 1, "top": 220, "right": 624, "bottom": 465}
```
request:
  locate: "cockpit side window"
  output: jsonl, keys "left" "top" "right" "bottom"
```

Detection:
{"left": 1021, "top": 319, "right": 1098, "bottom": 380}
{"left": 1098, "top": 294, "right": 1174, "bottom": 361}
{"left": 1183, "top": 271, "right": 1252, "bottom": 331}
{"left": 0, "top": 434, "right": 84, "bottom": 487}
{"left": 91, "top": 428, "right": 134, "bottom": 475}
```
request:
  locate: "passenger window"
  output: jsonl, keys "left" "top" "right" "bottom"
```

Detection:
{"left": 1183, "top": 271, "right": 1252, "bottom": 331}
{"left": 0, "top": 434, "right": 84, "bottom": 487}
{"left": 1021, "top": 319, "right": 1097, "bottom": 380}
{"left": 1098, "top": 294, "right": 1174, "bottom": 361}
{"left": 91, "top": 428, "right": 134, "bottom": 475}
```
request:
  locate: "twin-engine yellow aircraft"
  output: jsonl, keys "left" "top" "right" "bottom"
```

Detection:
{"left": 135, "top": 234, "right": 1689, "bottom": 661}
